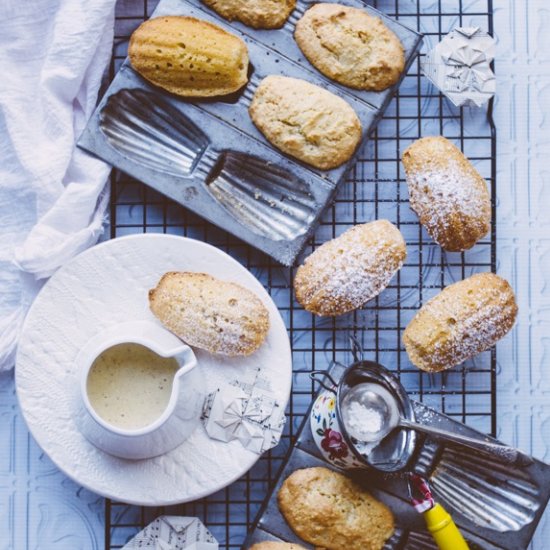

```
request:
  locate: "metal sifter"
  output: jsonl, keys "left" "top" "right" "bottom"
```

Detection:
{"left": 310, "top": 359, "right": 418, "bottom": 473}
{"left": 310, "top": 358, "right": 532, "bottom": 472}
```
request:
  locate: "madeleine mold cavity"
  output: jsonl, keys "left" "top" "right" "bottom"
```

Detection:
{"left": 101, "top": 88, "right": 317, "bottom": 244}
{"left": 430, "top": 447, "right": 540, "bottom": 532}
{"left": 99, "top": 88, "right": 210, "bottom": 177}
{"left": 206, "top": 152, "right": 317, "bottom": 241}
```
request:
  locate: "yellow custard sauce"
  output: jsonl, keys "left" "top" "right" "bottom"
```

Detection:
{"left": 86, "top": 343, "right": 179, "bottom": 430}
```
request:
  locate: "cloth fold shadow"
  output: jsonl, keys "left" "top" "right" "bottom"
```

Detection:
{"left": 0, "top": 0, "right": 117, "bottom": 371}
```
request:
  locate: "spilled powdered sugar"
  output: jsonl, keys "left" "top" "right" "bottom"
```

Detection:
{"left": 416, "top": 406, "right": 437, "bottom": 424}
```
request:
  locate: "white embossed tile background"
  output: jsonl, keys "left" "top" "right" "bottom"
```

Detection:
{"left": 0, "top": 371, "right": 104, "bottom": 550}
{"left": 494, "top": 1, "right": 550, "bottom": 546}
{"left": 2, "top": 0, "right": 550, "bottom": 548}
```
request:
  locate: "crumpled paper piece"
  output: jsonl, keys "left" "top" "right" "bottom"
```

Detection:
{"left": 202, "top": 370, "right": 286, "bottom": 454}
{"left": 122, "top": 516, "right": 218, "bottom": 550}
{"left": 422, "top": 27, "right": 496, "bottom": 107}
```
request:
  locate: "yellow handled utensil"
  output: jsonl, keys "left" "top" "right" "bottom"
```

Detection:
{"left": 408, "top": 474, "right": 469, "bottom": 550}
{"left": 424, "top": 502, "right": 469, "bottom": 550}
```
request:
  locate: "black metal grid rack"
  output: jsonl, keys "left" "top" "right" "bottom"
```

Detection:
{"left": 105, "top": 0, "right": 496, "bottom": 548}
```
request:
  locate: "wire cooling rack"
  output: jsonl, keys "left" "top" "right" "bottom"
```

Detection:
{"left": 105, "top": 0, "right": 496, "bottom": 548}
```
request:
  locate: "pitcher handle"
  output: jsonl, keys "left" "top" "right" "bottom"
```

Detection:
{"left": 309, "top": 370, "right": 338, "bottom": 393}
{"left": 349, "top": 334, "right": 364, "bottom": 363}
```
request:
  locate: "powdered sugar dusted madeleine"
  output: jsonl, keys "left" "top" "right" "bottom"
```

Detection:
{"left": 202, "top": 0, "right": 296, "bottom": 29}
{"left": 278, "top": 467, "right": 394, "bottom": 550}
{"left": 402, "top": 136, "right": 491, "bottom": 251}
{"left": 149, "top": 272, "right": 269, "bottom": 356}
{"left": 294, "top": 220, "right": 406, "bottom": 316}
{"left": 403, "top": 273, "right": 517, "bottom": 372}
{"left": 249, "top": 75, "right": 362, "bottom": 170}
{"left": 129, "top": 16, "right": 249, "bottom": 97}
{"left": 295, "top": 4, "right": 405, "bottom": 91}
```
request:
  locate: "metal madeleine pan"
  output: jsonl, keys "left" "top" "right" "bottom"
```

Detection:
{"left": 78, "top": 0, "right": 423, "bottom": 265}
{"left": 244, "top": 362, "right": 550, "bottom": 550}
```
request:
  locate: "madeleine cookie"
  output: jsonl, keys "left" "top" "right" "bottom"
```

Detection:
{"left": 149, "top": 272, "right": 269, "bottom": 356}
{"left": 295, "top": 4, "right": 405, "bottom": 91}
{"left": 402, "top": 136, "right": 491, "bottom": 251}
{"left": 294, "top": 220, "right": 406, "bottom": 316}
{"left": 278, "top": 467, "right": 395, "bottom": 550}
{"left": 249, "top": 75, "right": 362, "bottom": 170}
{"left": 202, "top": 0, "right": 295, "bottom": 29}
{"left": 129, "top": 16, "right": 249, "bottom": 97}
{"left": 249, "top": 543, "right": 307, "bottom": 550}
{"left": 403, "top": 273, "right": 517, "bottom": 372}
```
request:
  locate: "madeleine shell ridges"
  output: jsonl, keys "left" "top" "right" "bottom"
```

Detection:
{"left": 129, "top": 16, "right": 249, "bottom": 97}
{"left": 149, "top": 272, "right": 270, "bottom": 356}
{"left": 293, "top": 220, "right": 407, "bottom": 316}
{"left": 403, "top": 272, "right": 517, "bottom": 372}
{"left": 402, "top": 136, "right": 491, "bottom": 251}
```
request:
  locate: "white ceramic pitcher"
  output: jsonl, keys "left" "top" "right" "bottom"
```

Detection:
{"left": 75, "top": 320, "right": 204, "bottom": 460}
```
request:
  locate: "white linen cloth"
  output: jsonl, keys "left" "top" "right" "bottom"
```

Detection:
{"left": 0, "top": 0, "right": 116, "bottom": 371}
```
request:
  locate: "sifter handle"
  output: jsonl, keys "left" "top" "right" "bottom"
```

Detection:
{"left": 424, "top": 503, "right": 470, "bottom": 550}
{"left": 399, "top": 418, "right": 533, "bottom": 467}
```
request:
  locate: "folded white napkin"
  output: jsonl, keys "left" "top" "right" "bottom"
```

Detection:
{"left": 0, "top": 0, "right": 116, "bottom": 371}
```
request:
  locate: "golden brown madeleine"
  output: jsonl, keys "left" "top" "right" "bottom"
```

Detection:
{"left": 149, "top": 272, "right": 269, "bottom": 356}
{"left": 294, "top": 220, "right": 406, "bottom": 316}
{"left": 294, "top": 4, "right": 405, "bottom": 91}
{"left": 202, "top": 0, "right": 296, "bottom": 29}
{"left": 249, "top": 75, "right": 362, "bottom": 170}
{"left": 129, "top": 16, "right": 249, "bottom": 97}
{"left": 403, "top": 273, "right": 518, "bottom": 372}
{"left": 278, "top": 467, "right": 395, "bottom": 550}
{"left": 402, "top": 136, "right": 491, "bottom": 251}
{"left": 249, "top": 543, "right": 307, "bottom": 550}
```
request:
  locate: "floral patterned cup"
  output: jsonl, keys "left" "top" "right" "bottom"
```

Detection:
{"left": 309, "top": 361, "right": 418, "bottom": 472}
{"left": 311, "top": 390, "right": 365, "bottom": 470}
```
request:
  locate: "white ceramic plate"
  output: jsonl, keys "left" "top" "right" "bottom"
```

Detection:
{"left": 16, "top": 234, "right": 292, "bottom": 506}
